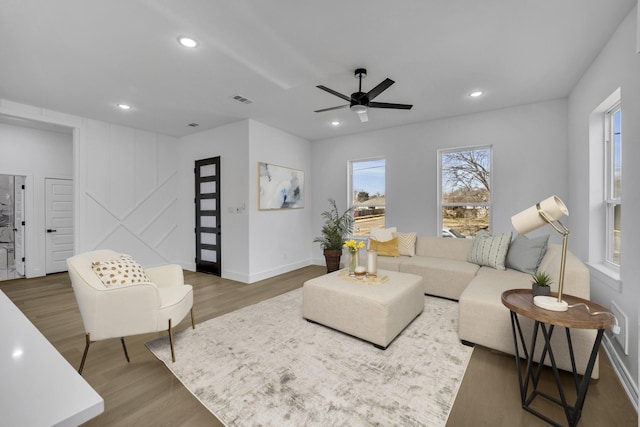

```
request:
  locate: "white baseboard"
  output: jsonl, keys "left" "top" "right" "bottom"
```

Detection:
{"left": 247, "top": 259, "right": 312, "bottom": 283}
{"left": 602, "top": 334, "right": 639, "bottom": 412}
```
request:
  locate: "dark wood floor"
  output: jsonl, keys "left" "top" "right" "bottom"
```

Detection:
{"left": 1, "top": 267, "right": 636, "bottom": 426}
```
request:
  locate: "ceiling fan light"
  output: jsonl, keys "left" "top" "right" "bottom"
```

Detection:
{"left": 350, "top": 104, "right": 368, "bottom": 114}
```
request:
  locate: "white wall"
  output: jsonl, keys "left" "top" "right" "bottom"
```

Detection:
{"left": 310, "top": 99, "right": 569, "bottom": 264}
{"left": 0, "top": 100, "right": 182, "bottom": 270}
{"left": 177, "top": 119, "right": 312, "bottom": 283}
{"left": 0, "top": 122, "right": 73, "bottom": 277}
{"left": 248, "top": 120, "right": 312, "bottom": 282}
{"left": 568, "top": 6, "right": 640, "bottom": 403}
{"left": 178, "top": 120, "right": 251, "bottom": 281}
{"left": 77, "top": 120, "right": 180, "bottom": 267}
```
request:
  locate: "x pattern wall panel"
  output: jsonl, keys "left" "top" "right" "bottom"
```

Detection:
{"left": 84, "top": 120, "right": 179, "bottom": 263}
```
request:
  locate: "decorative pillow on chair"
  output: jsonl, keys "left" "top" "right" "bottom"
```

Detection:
{"left": 505, "top": 233, "right": 549, "bottom": 274}
{"left": 92, "top": 255, "right": 152, "bottom": 287}
{"left": 468, "top": 231, "right": 512, "bottom": 270}
{"left": 369, "top": 237, "right": 400, "bottom": 257}
{"left": 395, "top": 232, "right": 417, "bottom": 256}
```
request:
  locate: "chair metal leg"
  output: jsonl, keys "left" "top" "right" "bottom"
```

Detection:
{"left": 78, "top": 333, "right": 91, "bottom": 375}
{"left": 190, "top": 308, "right": 195, "bottom": 329}
{"left": 120, "top": 337, "right": 130, "bottom": 363}
{"left": 168, "top": 318, "right": 176, "bottom": 363}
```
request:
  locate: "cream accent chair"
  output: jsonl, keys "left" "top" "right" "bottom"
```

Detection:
{"left": 67, "top": 249, "right": 194, "bottom": 374}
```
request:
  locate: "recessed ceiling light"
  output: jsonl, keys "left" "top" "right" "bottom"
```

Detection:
{"left": 117, "top": 103, "right": 132, "bottom": 110}
{"left": 177, "top": 36, "right": 198, "bottom": 48}
{"left": 469, "top": 90, "right": 484, "bottom": 98}
{"left": 331, "top": 121, "right": 340, "bottom": 126}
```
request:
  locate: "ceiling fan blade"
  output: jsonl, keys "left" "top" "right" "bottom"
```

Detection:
{"left": 366, "top": 78, "right": 394, "bottom": 101}
{"left": 316, "top": 85, "right": 351, "bottom": 102}
{"left": 314, "top": 104, "right": 348, "bottom": 113}
{"left": 357, "top": 111, "right": 369, "bottom": 123}
{"left": 369, "top": 102, "right": 413, "bottom": 110}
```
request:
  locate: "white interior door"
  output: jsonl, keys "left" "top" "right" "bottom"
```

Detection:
{"left": 45, "top": 178, "right": 73, "bottom": 274}
{"left": 14, "top": 176, "right": 25, "bottom": 276}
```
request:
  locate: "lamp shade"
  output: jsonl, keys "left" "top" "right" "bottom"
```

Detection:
{"left": 511, "top": 195, "right": 568, "bottom": 235}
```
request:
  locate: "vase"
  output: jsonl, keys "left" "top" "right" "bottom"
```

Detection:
{"left": 348, "top": 250, "right": 358, "bottom": 276}
{"left": 532, "top": 284, "right": 551, "bottom": 297}
{"left": 323, "top": 249, "right": 342, "bottom": 273}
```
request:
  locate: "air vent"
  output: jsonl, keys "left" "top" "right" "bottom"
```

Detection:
{"left": 187, "top": 123, "right": 199, "bottom": 127}
{"left": 232, "top": 94, "right": 254, "bottom": 105}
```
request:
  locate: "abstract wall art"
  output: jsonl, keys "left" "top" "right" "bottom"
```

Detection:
{"left": 258, "top": 162, "right": 305, "bottom": 210}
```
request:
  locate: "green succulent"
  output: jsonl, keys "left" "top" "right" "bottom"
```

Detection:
{"left": 531, "top": 271, "right": 553, "bottom": 287}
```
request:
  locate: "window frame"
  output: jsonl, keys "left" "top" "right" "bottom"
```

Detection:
{"left": 437, "top": 145, "right": 493, "bottom": 237}
{"left": 604, "top": 103, "right": 621, "bottom": 268}
{"left": 348, "top": 157, "right": 386, "bottom": 237}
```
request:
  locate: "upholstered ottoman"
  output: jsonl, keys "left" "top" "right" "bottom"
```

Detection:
{"left": 302, "top": 269, "right": 424, "bottom": 349}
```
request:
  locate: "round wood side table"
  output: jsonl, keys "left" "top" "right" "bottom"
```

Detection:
{"left": 501, "top": 289, "right": 615, "bottom": 427}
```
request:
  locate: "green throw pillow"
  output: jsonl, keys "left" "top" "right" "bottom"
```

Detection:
{"left": 505, "top": 233, "right": 549, "bottom": 274}
{"left": 468, "top": 231, "right": 512, "bottom": 270}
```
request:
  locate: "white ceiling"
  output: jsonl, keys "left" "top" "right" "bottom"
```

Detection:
{"left": 0, "top": 0, "right": 635, "bottom": 141}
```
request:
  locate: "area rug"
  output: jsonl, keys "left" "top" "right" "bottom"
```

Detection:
{"left": 146, "top": 288, "right": 473, "bottom": 426}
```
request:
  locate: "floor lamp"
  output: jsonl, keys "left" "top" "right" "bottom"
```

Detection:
{"left": 512, "top": 195, "right": 570, "bottom": 311}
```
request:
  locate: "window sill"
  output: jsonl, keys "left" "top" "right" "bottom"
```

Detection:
{"left": 587, "top": 262, "right": 622, "bottom": 292}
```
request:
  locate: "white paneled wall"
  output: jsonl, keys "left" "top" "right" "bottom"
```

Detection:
{"left": 81, "top": 119, "right": 180, "bottom": 267}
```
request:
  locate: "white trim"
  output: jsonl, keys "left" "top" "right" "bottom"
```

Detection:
{"left": 587, "top": 262, "right": 622, "bottom": 292}
{"left": 602, "top": 335, "right": 639, "bottom": 412}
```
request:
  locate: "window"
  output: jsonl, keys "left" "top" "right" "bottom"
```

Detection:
{"left": 605, "top": 104, "right": 621, "bottom": 266}
{"left": 349, "top": 158, "right": 385, "bottom": 236}
{"left": 438, "top": 146, "right": 491, "bottom": 237}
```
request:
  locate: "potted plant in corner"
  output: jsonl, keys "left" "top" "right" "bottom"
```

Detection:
{"left": 531, "top": 271, "right": 552, "bottom": 297}
{"left": 313, "top": 198, "right": 354, "bottom": 273}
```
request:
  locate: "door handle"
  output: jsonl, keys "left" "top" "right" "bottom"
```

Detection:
{"left": 47, "top": 229, "right": 57, "bottom": 233}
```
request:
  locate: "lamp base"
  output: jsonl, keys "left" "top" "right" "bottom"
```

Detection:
{"left": 533, "top": 295, "right": 569, "bottom": 312}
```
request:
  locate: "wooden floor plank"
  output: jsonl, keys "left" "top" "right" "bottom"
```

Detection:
{"left": 1, "top": 267, "right": 636, "bottom": 426}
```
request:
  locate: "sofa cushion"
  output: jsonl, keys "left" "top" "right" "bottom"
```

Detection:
{"left": 376, "top": 255, "right": 406, "bottom": 272}
{"left": 399, "top": 257, "right": 479, "bottom": 300}
{"left": 415, "top": 236, "right": 474, "bottom": 261}
{"left": 468, "top": 231, "right": 512, "bottom": 270}
{"left": 396, "top": 232, "right": 417, "bottom": 256}
{"left": 505, "top": 233, "right": 549, "bottom": 274}
{"left": 369, "top": 237, "right": 399, "bottom": 257}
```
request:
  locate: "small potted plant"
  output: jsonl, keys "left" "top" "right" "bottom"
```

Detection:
{"left": 531, "top": 271, "right": 552, "bottom": 297}
{"left": 313, "top": 198, "right": 354, "bottom": 273}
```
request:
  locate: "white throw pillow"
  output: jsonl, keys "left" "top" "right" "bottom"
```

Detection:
{"left": 91, "top": 254, "right": 152, "bottom": 287}
{"left": 396, "top": 232, "right": 417, "bottom": 256}
{"left": 369, "top": 227, "right": 397, "bottom": 242}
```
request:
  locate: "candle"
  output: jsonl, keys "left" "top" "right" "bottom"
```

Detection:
{"left": 367, "top": 250, "right": 377, "bottom": 276}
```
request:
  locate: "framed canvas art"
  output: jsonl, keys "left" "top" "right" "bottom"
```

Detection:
{"left": 258, "top": 162, "right": 305, "bottom": 210}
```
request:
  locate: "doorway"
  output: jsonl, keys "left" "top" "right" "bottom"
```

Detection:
{"left": 0, "top": 174, "right": 25, "bottom": 280}
{"left": 45, "top": 178, "right": 73, "bottom": 274}
{"left": 194, "top": 157, "right": 221, "bottom": 275}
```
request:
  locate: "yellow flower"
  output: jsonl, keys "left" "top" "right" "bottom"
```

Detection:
{"left": 343, "top": 239, "right": 365, "bottom": 253}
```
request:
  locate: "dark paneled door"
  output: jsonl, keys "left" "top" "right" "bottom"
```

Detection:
{"left": 195, "top": 157, "right": 221, "bottom": 276}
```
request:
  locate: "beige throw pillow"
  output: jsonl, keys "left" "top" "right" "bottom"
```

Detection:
{"left": 396, "top": 232, "right": 417, "bottom": 256}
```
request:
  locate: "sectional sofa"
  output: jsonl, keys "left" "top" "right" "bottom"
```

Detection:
{"left": 372, "top": 234, "right": 598, "bottom": 378}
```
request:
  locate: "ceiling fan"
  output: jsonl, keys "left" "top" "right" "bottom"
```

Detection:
{"left": 314, "top": 68, "right": 413, "bottom": 122}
